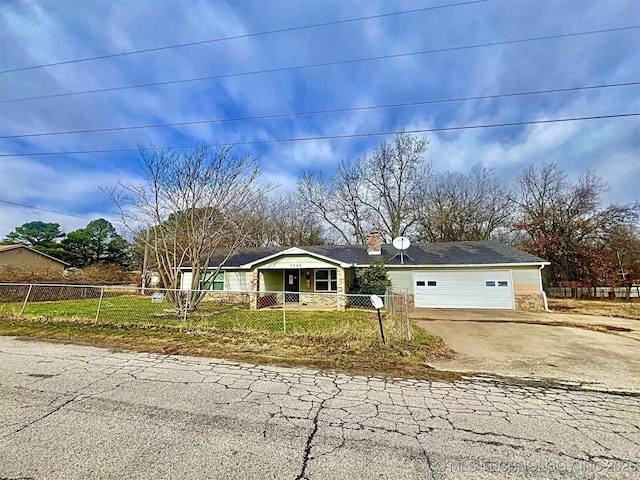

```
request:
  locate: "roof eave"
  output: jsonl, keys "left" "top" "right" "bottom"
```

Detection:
{"left": 354, "top": 261, "right": 550, "bottom": 268}
{"left": 241, "top": 247, "right": 350, "bottom": 268}
{"left": 179, "top": 248, "right": 352, "bottom": 270}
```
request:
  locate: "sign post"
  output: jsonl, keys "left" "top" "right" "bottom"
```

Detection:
{"left": 370, "top": 294, "right": 386, "bottom": 345}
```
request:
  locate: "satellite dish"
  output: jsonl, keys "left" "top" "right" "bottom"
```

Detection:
{"left": 392, "top": 236, "right": 411, "bottom": 250}
{"left": 391, "top": 236, "right": 412, "bottom": 264}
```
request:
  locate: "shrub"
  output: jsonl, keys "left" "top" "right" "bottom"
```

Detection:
{"left": 0, "top": 264, "right": 134, "bottom": 286}
{"left": 349, "top": 264, "right": 391, "bottom": 295}
{"left": 0, "top": 266, "right": 65, "bottom": 283}
{"left": 65, "top": 264, "right": 134, "bottom": 285}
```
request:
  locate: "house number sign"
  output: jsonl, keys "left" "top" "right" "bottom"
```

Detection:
{"left": 289, "top": 263, "right": 302, "bottom": 268}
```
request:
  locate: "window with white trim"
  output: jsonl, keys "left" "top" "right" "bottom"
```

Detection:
{"left": 315, "top": 269, "right": 337, "bottom": 291}
{"left": 200, "top": 272, "right": 224, "bottom": 290}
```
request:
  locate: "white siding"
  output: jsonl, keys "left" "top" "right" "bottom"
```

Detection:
{"left": 225, "top": 271, "right": 251, "bottom": 291}
{"left": 257, "top": 255, "right": 337, "bottom": 270}
{"left": 387, "top": 269, "right": 414, "bottom": 290}
{"left": 511, "top": 267, "right": 543, "bottom": 292}
{"left": 180, "top": 272, "right": 193, "bottom": 290}
{"left": 513, "top": 267, "right": 540, "bottom": 285}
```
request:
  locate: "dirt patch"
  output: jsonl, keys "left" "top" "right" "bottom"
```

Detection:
{"left": 0, "top": 316, "right": 458, "bottom": 383}
{"left": 548, "top": 298, "right": 640, "bottom": 320}
{"left": 417, "top": 317, "right": 633, "bottom": 335}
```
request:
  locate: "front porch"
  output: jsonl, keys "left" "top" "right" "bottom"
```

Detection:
{"left": 249, "top": 264, "right": 349, "bottom": 310}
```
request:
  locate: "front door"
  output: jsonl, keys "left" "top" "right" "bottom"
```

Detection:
{"left": 284, "top": 269, "right": 300, "bottom": 303}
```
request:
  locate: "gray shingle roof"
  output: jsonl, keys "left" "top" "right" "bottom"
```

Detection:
{"left": 182, "top": 241, "right": 547, "bottom": 269}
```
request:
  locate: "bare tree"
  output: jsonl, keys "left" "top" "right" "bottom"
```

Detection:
{"left": 299, "top": 133, "right": 430, "bottom": 243}
{"left": 511, "top": 162, "right": 638, "bottom": 286}
{"left": 359, "top": 132, "right": 430, "bottom": 240}
{"left": 260, "top": 193, "right": 326, "bottom": 247}
{"left": 298, "top": 164, "right": 370, "bottom": 244}
{"left": 103, "top": 144, "right": 274, "bottom": 310}
{"left": 417, "top": 167, "right": 513, "bottom": 242}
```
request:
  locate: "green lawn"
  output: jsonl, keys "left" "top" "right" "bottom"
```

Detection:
{"left": 0, "top": 294, "right": 450, "bottom": 381}
{"left": 0, "top": 295, "right": 381, "bottom": 336}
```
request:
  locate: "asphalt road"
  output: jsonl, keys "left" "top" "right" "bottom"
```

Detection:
{"left": 0, "top": 336, "right": 639, "bottom": 480}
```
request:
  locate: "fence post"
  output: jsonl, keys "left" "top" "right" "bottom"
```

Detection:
{"left": 282, "top": 290, "right": 287, "bottom": 333}
{"left": 20, "top": 284, "right": 33, "bottom": 315}
{"left": 95, "top": 287, "right": 105, "bottom": 322}
{"left": 183, "top": 293, "right": 189, "bottom": 326}
{"left": 403, "top": 291, "right": 411, "bottom": 341}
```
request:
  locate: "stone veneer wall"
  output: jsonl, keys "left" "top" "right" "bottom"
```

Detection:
{"left": 298, "top": 293, "right": 346, "bottom": 310}
{"left": 336, "top": 267, "right": 346, "bottom": 310}
{"left": 514, "top": 293, "right": 546, "bottom": 311}
{"left": 200, "top": 292, "right": 251, "bottom": 307}
{"left": 249, "top": 270, "right": 259, "bottom": 310}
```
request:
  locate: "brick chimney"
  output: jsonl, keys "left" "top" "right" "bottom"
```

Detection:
{"left": 366, "top": 232, "right": 382, "bottom": 255}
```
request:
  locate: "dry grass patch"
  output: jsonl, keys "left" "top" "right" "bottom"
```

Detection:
{"left": 548, "top": 298, "right": 640, "bottom": 320}
{"left": 0, "top": 316, "right": 455, "bottom": 381}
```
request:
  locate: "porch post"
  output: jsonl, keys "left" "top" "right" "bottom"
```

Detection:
{"left": 249, "top": 269, "right": 259, "bottom": 310}
{"left": 336, "top": 267, "right": 346, "bottom": 311}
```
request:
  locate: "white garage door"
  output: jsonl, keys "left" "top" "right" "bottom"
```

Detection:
{"left": 413, "top": 270, "right": 514, "bottom": 309}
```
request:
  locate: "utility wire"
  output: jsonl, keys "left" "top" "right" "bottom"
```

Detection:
{"left": 0, "top": 0, "right": 486, "bottom": 74}
{"left": 2, "top": 25, "right": 637, "bottom": 104}
{"left": 0, "top": 199, "right": 94, "bottom": 220}
{"left": 2, "top": 82, "right": 637, "bottom": 139}
{"left": 2, "top": 112, "right": 637, "bottom": 157}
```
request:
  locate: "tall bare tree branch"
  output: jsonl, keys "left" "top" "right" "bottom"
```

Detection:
{"left": 103, "top": 143, "right": 275, "bottom": 310}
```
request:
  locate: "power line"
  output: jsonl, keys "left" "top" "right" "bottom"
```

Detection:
{"left": 0, "top": 199, "right": 93, "bottom": 220}
{"left": 0, "top": 1, "right": 487, "bottom": 74}
{"left": 3, "top": 25, "right": 637, "bottom": 104}
{"left": 2, "top": 82, "right": 637, "bottom": 139}
{"left": 1, "top": 112, "right": 637, "bottom": 157}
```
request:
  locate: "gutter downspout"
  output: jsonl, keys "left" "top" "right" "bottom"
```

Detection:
{"left": 539, "top": 264, "right": 551, "bottom": 312}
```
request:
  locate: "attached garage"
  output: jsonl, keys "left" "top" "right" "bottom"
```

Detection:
{"left": 413, "top": 269, "right": 515, "bottom": 309}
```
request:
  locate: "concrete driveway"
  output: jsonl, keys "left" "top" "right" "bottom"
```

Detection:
{"left": 411, "top": 309, "right": 640, "bottom": 392}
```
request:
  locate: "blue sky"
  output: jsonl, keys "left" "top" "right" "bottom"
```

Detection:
{"left": 1, "top": 0, "right": 638, "bottom": 239}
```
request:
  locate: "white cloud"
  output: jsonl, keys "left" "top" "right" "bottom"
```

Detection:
{"left": 0, "top": 157, "right": 142, "bottom": 237}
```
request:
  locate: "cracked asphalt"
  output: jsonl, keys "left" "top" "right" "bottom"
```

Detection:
{"left": 0, "top": 336, "right": 639, "bottom": 479}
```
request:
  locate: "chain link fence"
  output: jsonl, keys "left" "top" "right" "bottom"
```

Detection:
{"left": 0, "top": 283, "right": 411, "bottom": 340}
{"left": 386, "top": 287, "right": 411, "bottom": 341}
{"left": 546, "top": 286, "right": 640, "bottom": 299}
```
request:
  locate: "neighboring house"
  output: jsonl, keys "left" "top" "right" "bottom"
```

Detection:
{"left": 0, "top": 244, "right": 69, "bottom": 273}
{"left": 179, "top": 234, "right": 549, "bottom": 311}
